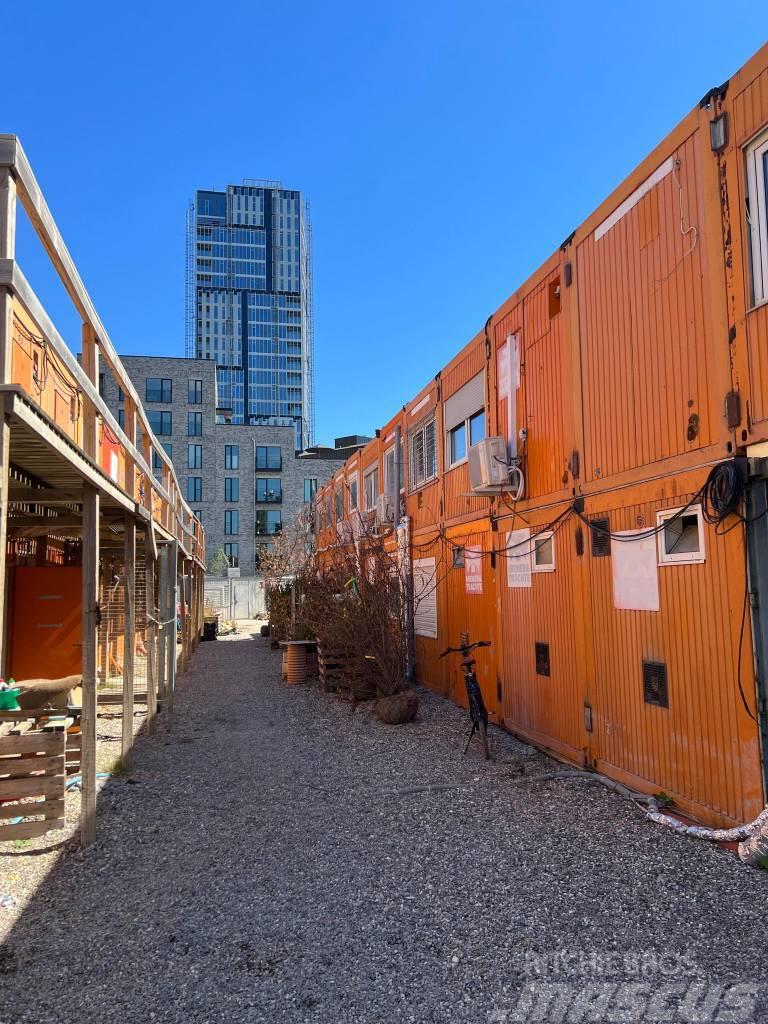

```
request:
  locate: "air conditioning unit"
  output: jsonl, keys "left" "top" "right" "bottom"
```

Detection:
{"left": 375, "top": 493, "right": 394, "bottom": 528}
{"left": 468, "top": 436, "right": 511, "bottom": 494}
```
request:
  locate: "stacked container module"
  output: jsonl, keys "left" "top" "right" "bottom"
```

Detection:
{"left": 315, "top": 44, "right": 768, "bottom": 828}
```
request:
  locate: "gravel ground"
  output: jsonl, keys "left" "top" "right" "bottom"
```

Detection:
{"left": 1, "top": 627, "right": 768, "bottom": 1023}
{"left": 0, "top": 703, "right": 144, "bottom": 941}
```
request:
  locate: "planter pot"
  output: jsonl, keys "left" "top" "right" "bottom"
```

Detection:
{"left": 375, "top": 689, "right": 418, "bottom": 724}
{"left": 285, "top": 642, "right": 312, "bottom": 685}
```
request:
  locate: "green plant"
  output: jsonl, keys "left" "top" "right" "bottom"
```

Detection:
{"left": 654, "top": 791, "right": 674, "bottom": 808}
{"left": 208, "top": 548, "right": 230, "bottom": 576}
{"left": 13, "top": 838, "right": 30, "bottom": 850}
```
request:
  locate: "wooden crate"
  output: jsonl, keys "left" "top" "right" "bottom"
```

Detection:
{"left": 0, "top": 732, "right": 66, "bottom": 841}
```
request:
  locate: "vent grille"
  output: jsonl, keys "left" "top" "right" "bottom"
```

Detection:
{"left": 643, "top": 660, "right": 669, "bottom": 708}
{"left": 591, "top": 517, "right": 611, "bottom": 557}
{"left": 535, "top": 642, "right": 551, "bottom": 677}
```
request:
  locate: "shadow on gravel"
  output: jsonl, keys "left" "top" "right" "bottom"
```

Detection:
{"left": 2, "top": 636, "right": 768, "bottom": 1024}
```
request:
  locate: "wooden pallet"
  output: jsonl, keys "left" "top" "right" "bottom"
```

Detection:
{"left": 317, "top": 648, "right": 354, "bottom": 693}
{"left": 0, "top": 732, "right": 66, "bottom": 841}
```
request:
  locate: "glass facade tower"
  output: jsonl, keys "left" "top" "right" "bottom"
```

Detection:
{"left": 185, "top": 181, "right": 314, "bottom": 448}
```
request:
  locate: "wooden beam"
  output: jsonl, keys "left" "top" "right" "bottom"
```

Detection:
{"left": 8, "top": 485, "right": 84, "bottom": 503}
{"left": 122, "top": 515, "right": 135, "bottom": 768}
{"left": 80, "top": 482, "right": 99, "bottom": 847}
{"left": 145, "top": 535, "right": 157, "bottom": 734}
{"left": 0, "top": 395, "right": 9, "bottom": 678}
{"left": 2, "top": 387, "right": 134, "bottom": 513}
{"left": 0, "top": 261, "right": 202, "bottom": 558}
{"left": 0, "top": 139, "right": 203, "bottom": 566}
{"left": 0, "top": 264, "right": 195, "bottom": 541}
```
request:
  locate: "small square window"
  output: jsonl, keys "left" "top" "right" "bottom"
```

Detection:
{"left": 657, "top": 505, "right": 705, "bottom": 565}
{"left": 532, "top": 531, "right": 555, "bottom": 572}
{"left": 452, "top": 546, "right": 465, "bottom": 568}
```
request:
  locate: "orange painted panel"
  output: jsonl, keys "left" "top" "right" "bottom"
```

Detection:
{"left": 498, "top": 514, "right": 584, "bottom": 763}
{"left": 10, "top": 567, "right": 82, "bottom": 680}
{"left": 440, "top": 529, "right": 499, "bottom": 719}
{"left": 587, "top": 488, "right": 763, "bottom": 824}
{"left": 578, "top": 132, "right": 713, "bottom": 482}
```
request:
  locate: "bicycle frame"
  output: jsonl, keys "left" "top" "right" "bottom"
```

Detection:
{"left": 441, "top": 636, "right": 492, "bottom": 759}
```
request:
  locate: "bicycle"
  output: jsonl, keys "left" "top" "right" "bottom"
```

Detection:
{"left": 440, "top": 634, "right": 492, "bottom": 760}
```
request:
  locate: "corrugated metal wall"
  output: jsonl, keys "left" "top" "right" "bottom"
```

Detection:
{"left": 314, "top": 44, "right": 768, "bottom": 827}
{"left": 578, "top": 132, "right": 714, "bottom": 481}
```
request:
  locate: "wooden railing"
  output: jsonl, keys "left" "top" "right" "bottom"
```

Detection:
{"left": 0, "top": 135, "right": 204, "bottom": 565}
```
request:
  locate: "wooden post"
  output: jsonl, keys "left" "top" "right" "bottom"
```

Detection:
{"left": 165, "top": 541, "right": 178, "bottom": 721}
{"left": 123, "top": 398, "right": 136, "bottom": 499}
{"left": 0, "top": 168, "right": 16, "bottom": 261}
{"left": 191, "top": 564, "right": 200, "bottom": 650}
{"left": 145, "top": 536, "right": 157, "bottom": 734}
{"left": 81, "top": 483, "right": 99, "bottom": 847}
{"left": 81, "top": 324, "right": 99, "bottom": 461}
{"left": 121, "top": 515, "right": 135, "bottom": 768}
{"left": 156, "top": 544, "right": 168, "bottom": 703}
{"left": 180, "top": 562, "right": 188, "bottom": 673}
{"left": 0, "top": 168, "right": 16, "bottom": 387}
{"left": 0, "top": 170, "right": 15, "bottom": 677}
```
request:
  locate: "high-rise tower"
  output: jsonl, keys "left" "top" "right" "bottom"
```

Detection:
{"left": 185, "top": 181, "right": 314, "bottom": 449}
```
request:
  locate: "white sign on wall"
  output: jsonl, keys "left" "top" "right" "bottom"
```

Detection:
{"left": 465, "top": 546, "right": 483, "bottom": 595}
{"left": 612, "top": 530, "right": 660, "bottom": 612}
{"left": 506, "top": 529, "right": 532, "bottom": 588}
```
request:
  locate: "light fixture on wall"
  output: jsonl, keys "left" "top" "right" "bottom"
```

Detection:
{"left": 710, "top": 113, "right": 729, "bottom": 152}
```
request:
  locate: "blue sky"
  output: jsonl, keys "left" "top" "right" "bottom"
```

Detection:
{"left": 4, "top": 3, "right": 763, "bottom": 445}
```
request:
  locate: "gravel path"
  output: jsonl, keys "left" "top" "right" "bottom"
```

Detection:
{"left": 1, "top": 629, "right": 768, "bottom": 1023}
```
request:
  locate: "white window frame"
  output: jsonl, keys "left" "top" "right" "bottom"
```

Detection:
{"left": 746, "top": 129, "right": 768, "bottom": 308}
{"left": 656, "top": 504, "right": 706, "bottom": 565}
{"left": 447, "top": 420, "right": 468, "bottom": 468}
{"left": 363, "top": 466, "right": 379, "bottom": 511}
{"left": 409, "top": 414, "right": 437, "bottom": 491}
{"left": 446, "top": 408, "right": 485, "bottom": 469}
{"left": 532, "top": 530, "right": 556, "bottom": 573}
{"left": 348, "top": 473, "right": 359, "bottom": 511}
{"left": 384, "top": 443, "right": 405, "bottom": 497}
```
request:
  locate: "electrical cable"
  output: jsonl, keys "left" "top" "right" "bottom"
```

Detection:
{"left": 573, "top": 461, "right": 747, "bottom": 545}
{"left": 738, "top": 559, "right": 759, "bottom": 724}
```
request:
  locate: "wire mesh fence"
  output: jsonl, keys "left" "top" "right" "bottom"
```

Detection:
{"left": 96, "top": 540, "right": 152, "bottom": 697}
